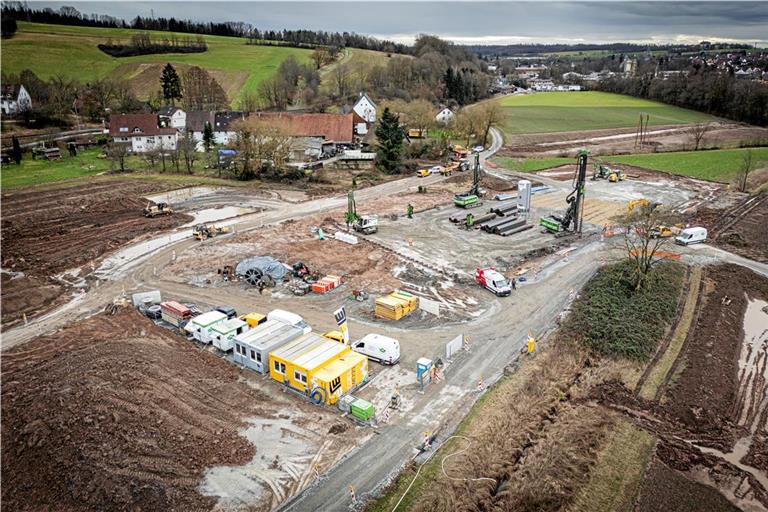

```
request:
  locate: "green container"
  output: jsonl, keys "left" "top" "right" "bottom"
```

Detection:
{"left": 539, "top": 216, "right": 562, "bottom": 233}
{"left": 350, "top": 398, "right": 375, "bottom": 421}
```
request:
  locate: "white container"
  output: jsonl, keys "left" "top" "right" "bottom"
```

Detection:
{"left": 267, "top": 309, "right": 310, "bottom": 332}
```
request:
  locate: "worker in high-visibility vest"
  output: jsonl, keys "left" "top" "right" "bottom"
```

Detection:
{"left": 527, "top": 335, "right": 536, "bottom": 354}
{"left": 407, "top": 203, "right": 414, "bottom": 218}
{"left": 465, "top": 213, "right": 474, "bottom": 229}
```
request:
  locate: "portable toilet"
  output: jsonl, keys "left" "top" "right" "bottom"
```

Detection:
{"left": 233, "top": 319, "right": 309, "bottom": 374}
{"left": 210, "top": 317, "right": 249, "bottom": 352}
{"left": 184, "top": 310, "right": 227, "bottom": 344}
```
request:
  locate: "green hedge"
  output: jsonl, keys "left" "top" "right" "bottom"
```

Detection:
{"left": 561, "top": 262, "right": 684, "bottom": 360}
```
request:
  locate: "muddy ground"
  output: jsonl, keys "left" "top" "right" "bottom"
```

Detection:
{"left": 596, "top": 264, "right": 768, "bottom": 512}
{"left": 0, "top": 181, "right": 191, "bottom": 328}
{"left": 502, "top": 123, "right": 768, "bottom": 158}
{"left": 1, "top": 307, "right": 362, "bottom": 511}
{"left": 694, "top": 195, "right": 768, "bottom": 263}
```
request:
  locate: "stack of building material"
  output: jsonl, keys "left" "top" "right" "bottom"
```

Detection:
{"left": 311, "top": 274, "right": 344, "bottom": 294}
{"left": 350, "top": 398, "right": 375, "bottom": 421}
{"left": 375, "top": 290, "right": 419, "bottom": 320}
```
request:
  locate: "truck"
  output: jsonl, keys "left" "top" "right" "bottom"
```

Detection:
{"left": 675, "top": 227, "right": 707, "bottom": 246}
{"left": 475, "top": 267, "right": 512, "bottom": 297}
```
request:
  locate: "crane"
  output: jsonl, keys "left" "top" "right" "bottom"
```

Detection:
{"left": 539, "top": 150, "right": 588, "bottom": 235}
{"left": 453, "top": 153, "right": 483, "bottom": 208}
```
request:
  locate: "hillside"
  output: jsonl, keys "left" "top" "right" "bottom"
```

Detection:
{"left": 1, "top": 22, "right": 313, "bottom": 107}
{"left": 498, "top": 91, "right": 715, "bottom": 134}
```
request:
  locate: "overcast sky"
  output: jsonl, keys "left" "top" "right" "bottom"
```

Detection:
{"left": 32, "top": 1, "right": 768, "bottom": 46}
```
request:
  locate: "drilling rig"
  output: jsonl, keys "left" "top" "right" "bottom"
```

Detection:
{"left": 453, "top": 153, "right": 483, "bottom": 208}
{"left": 539, "top": 150, "right": 588, "bottom": 235}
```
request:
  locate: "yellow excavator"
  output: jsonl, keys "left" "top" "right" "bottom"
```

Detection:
{"left": 192, "top": 223, "right": 232, "bottom": 240}
{"left": 143, "top": 201, "right": 173, "bottom": 217}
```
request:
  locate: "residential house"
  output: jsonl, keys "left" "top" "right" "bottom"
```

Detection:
{"left": 158, "top": 106, "right": 187, "bottom": 131}
{"left": 109, "top": 113, "right": 178, "bottom": 153}
{"left": 213, "top": 111, "right": 248, "bottom": 144}
{"left": 529, "top": 78, "right": 555, "bottom": 91}
{"left": 186, "top": 111, "right": 215, "bottom": 143}
{"left": 1, "top": 84, "right": 32, "bottom": 115}
{"left": 248, "top": 112, "right": 355, "bottom": 160}
{"left": 435, "top": 107, "right": 455, "bottom": 125}
{"left": 352, "top": 92, "right": 376, "bottom": 123}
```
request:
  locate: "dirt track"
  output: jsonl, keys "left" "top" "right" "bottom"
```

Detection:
{"left": 1, "top": 181, "right": 190, "bottom": 328}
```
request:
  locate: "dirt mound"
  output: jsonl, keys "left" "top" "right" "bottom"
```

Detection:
{"left": 1, "top": 181, "right": 191, "bottom": 327}
{"left": 1, "top": 307, "right": 267, "bottom": 511}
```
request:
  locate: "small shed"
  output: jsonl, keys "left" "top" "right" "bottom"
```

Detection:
{"left": 233, "top": 319, "right": 308, "bottom": 374}
{"left": 184, "top": 310, "right": 227, "bottom": 344}
{"left": 210, "top": 317, "right": 249, "bottom": 352}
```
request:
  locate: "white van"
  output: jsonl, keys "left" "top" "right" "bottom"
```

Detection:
{"left": 352, "top": 333, "right": 400, "bottom": 365}
{"left": 267, "top": 309, "right": 311, "bottom": 333}
{"left": 675, "top": 227, "right": 707, "bottom": 246}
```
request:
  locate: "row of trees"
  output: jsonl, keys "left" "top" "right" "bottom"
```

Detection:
{"left": 249, "top": 57, "right": 322, "bottom": 111}
{"left": 598, "top": 72, "right": 768, "bottom": 126}
{"left": 1, "top": 3, "right": 409, "bottom": 54}
{"left": 157, "top": 63, "right": 229, "bottom": 111}
{"left": 99, "top": 32, "right": 207, "bottom": 57}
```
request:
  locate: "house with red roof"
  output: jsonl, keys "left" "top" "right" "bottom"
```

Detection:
{"left": 109, "top": 113, "right": 179, "bottom": 153}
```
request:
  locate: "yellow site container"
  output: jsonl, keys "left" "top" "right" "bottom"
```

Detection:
{"left": 375, "top": 295, "right": 407, "bottom": 320}
{"left": 240, "top": 312, "right": 267, "bottom": 328}
{"left": 269, "top": 333, "right": 350, "bottom": 394}
{"left": 310, "top": 351, "right": 369, "bottom": 405}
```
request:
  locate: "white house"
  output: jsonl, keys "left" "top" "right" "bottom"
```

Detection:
{"left": 158, "top": 106, "right": 187, "bottom": 131}
{"left": 109, "top": 113, "right": 178, "bottom": 153}
{"left": 1, "top": 84, "right": 32, "bottom": 115}
{"left": 352, "top": 93, "right": 376, "bottom": 123}
{"left": 435, "top": 107, "right": 455, "bottom": 125}
{"left": 212, "top": 111, "right": 248, "bottom": 145}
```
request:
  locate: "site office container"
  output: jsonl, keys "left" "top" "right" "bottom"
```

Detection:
{"left": 310, "top": 351, "right": 368, "bottom": 405}
{"left": 183, "top": 310, "right": 228, "bottom": 344}
{"left": 240, "top": 312, "right": 267, "bottom": 328}
{"left": 268, "top": 333, "right": 349, "bottom": 397}
{"left": 233, "top": 319, "right": 310, "bottom": 374}
{"left": 210, "top": 318, "right": 249, "bottom": 352}
{"left": 160, "top": 301, "right": 192, "bottom": 327}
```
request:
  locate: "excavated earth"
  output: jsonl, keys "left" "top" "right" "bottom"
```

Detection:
{"left": 1, "top": 181, "right": 191, "bottom": 328}
{"left": 594, "top": 264, "right": 768, "bottom": 512}
{"left": 1, "top": 307, "right": 358, "bottom": 511}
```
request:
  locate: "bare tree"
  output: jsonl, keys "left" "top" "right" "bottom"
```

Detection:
{"left": 238, "top": 91, "right": 260, "bottom": 113}
{"left": 311, "top": 48, "right": 328, "bottom": 70}
{"left": 477, "top": 101, "right": 503, "bottom": 147}
{"left": 178, "top": 133, "right": 197, "bottom": 174}
{"left": 734, "top": 149, "right": 756, "bottom": 192}
{"left": 616, "top": 204, "right": 679, "bottom": 290}
{"left": 687, "top": 122, "right": 711, "bottom": 151}
{"left": 332, "top": 63, "right": 352, "bottom": 101}
{"left": 106, "top": 143, "right": 129, "bottom": 173}
{"left": 231, "top": 119, "right": 293, "bottom": 180}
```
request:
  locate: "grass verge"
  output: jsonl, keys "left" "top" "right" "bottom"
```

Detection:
{"left": 638, "top": 266, "right": 702, "bottom": 400}
{"left": 567, "top": 419, "right": 656, "bottom": 512}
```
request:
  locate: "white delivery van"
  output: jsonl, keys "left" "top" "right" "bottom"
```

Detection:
{"left": 267, "top": 309, "right": 311, "bottom": 333}
{"left": 352, "top": 333, "right": 400, "bottom": 365}
{"left": 675, "top": 227, "right": 707, "bottom": 246}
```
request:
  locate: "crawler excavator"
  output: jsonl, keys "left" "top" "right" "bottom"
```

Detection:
{"left": 539, "top": 150, "right": 588, "bottom": 236}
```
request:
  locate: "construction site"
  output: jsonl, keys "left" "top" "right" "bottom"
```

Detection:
{"left": 2, "top": 123, "right": 767, "bottom": 512}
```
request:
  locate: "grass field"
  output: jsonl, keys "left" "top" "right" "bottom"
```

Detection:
{"left": 498, "top": 91, "right": 715, "bottom": 134}
{"left": 0, "top": 148, "right": 242, "bottom": 189}
{"left": 1, "top": 22, "right": 313, "bottom": 107}
{"left": 606, "top": 147, "right": 768, "bottom": 182}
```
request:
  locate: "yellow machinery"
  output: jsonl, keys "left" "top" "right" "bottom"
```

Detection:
{"left": 417, "top": 168, "right": 431, "bottom": 178}
{"left": 441, "top": 163, "right": 458, "bottom": 176}
{"left": 627, "top": 199, "right": 650, "bottom": 212}
{"left": 143, "top": 201, "right": 173, "bottom": 218}
{"left": 193, "top": 223, "right": 233, "bottom": 240}
{"left": 408, "top": 128, "right": 427, "bottom": 138}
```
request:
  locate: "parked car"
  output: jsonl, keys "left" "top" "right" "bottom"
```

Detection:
{"left": 352, "top": 334, "right": 400, "bottom": 365}
{"left": 473, "top": 145, "right": 484, "bottom": 153}
{"left": 675, "top": 227, "right": 707, "bottom": 246}
{"left": 429, "top": 165, "right": 444, "bottom": 174}
{"left": 144, "top": 305, "right": 162, "bottom": 320}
